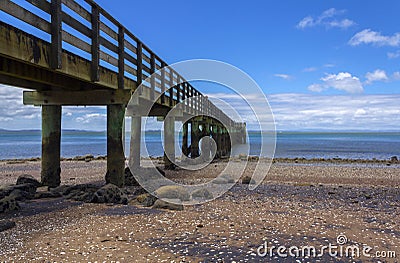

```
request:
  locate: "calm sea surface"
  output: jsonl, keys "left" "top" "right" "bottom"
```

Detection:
{"left": 0, "top": 130, "right": 399, "bottom": 160}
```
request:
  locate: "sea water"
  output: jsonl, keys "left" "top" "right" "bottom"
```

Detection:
{"left": 0, "top": 130, "right": 399, "bottom": 160}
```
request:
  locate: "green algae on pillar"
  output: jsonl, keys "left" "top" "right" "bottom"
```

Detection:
{"left": 41, "top": 105, "right": 62, "bottom": 187}
{"left": 182, "top": 122, "right": 189, "bottom": 157}
{"left": 190, "top": 120, "right": 200, "bottom": 158}
{"left": 164, "top": 116, "right": 175, "bottom": 169}
{"left": 106, "top": 104, "right": 125, "bottom": 187}
{"left": 129, "top": 116, "right": 141, "bottom": 169}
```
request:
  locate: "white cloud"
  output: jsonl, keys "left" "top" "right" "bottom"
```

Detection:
{"left": 274, "top": 74, "right": 292, "bottom": 80}
{"left": 393, "top": 71, "right": 400, "bottom": 80}
{"left": 297, "top": 8, "right": 355, "bottom": 29}
{"left": 388, "top": 50, "right": 400, "bottom": 59}
{"left": 207, "top": 92, "right": 400, "bottom": 131}
{"left": 297, "top": 16, "right": 314, "bottom": 29}
{"left": 349, "top": 29, "right": 400, "bottom": 47}
{"left": 0, "top": 85, "right": 41, "bottom": 126}
{"left": 75, "top": 113, "right": 107, "bottom": 124}
{"left": 0, "top": 85, "right": 111, "bottom": 131}
{"left": 307, "top": 84, "right": 324, "bottom": 92}
{"left": 303, "top": 67, "right": 318, "bottom": 72}
{"left": 320, "top": 72, "right": 364, "bottom": 93}
{"left": 365, "top": 69, "right": 388, "bottom": 84}
{"left": 327, "top": 19, "right": 355, "bottom": 29}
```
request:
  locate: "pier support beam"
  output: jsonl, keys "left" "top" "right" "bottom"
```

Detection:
{"left": 164, "top": 116, "right": 175, "bottom": 169}
{"left": 106, "top": 104, "right": 125, "bottom": 187}
{"left": 190, "top": 120, "right": 200, "bottom": 158}
{"left": 182, "top": 121, "right": 189, "bottom": 157}
{"left": 201, "top": 122, "right": 211, "bottom": 161}
{"left": 217, "top": 126, "right": 223, "bottom": 158}
{"left": 129, "top": 116, "right": 141, "bottom": 169}
{"left": 224, "top": 128, "right": 232, "bottom": 156}
{"left": 41, "top": 105, "right": 61, "bottom": 187}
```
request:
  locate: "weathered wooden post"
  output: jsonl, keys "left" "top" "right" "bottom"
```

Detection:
{"left": 41, "top": 105, "right": 62, "bottom": 187}
{"left": 129, "top": 116, "right": 141, "bottom": 169}
{"left": 201, "top": 121, "right": 211, "bottom": 161}
{"left": 190, "top": 120, "right": 200, "bottom": 158}
{"left": 106, "top": 105, "right": 125, "bottom": 187}
{"left": 225, "top": 127, "right": 232, "bottom": 155}
{"left": 221, "top": 127, "right": 228, "bottom": 156}
{"left": 182, "top": 121, "right": 189, "bottom": 157}
{"left": 164, "top": 116, "right": 175, "bottom": 169}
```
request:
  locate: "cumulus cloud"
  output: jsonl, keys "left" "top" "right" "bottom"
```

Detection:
{"left": 274, "top": 74, "right": 292, "bottom": 80}
{"left": 365, "top": 69, "right": 389, "bottom": 84}
{"left": 0, "top": 86, "right": 40, "bottom": 126}
{"left": 208, "top": 92, "right": 400, "bottom": 131}
{"left": 349, "top": 29, "right": 400, "bottom": 47}
{"left": 308, "top": 72, "right": 363, "bottom": 94}
{"left": 0, "top": 85, "right": 111, "bottom": 130}
{"left": 297, "top": 8, "right": 355, "bottom": 29}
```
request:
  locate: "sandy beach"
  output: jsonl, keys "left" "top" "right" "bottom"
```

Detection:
{"left": 0, "top": 159, "right": 399, "bottom": 262}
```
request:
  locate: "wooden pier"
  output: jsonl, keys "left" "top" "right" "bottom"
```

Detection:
{"left": 0, "top": 0, "right": 246, "bottom": 187}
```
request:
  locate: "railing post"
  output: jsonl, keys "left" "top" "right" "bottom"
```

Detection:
{"left": 118, "top": 26, "right": 125, "bottom": 89}
{"left": 176, "top": 76, "right": 181, "bottom": 103}
{"left": 182, "top": 82, "right": 186, "bottom": 112}
{"left": 169, "top": 71, "right": 174, "bottom": 107}
{"left": 50, "top": 0, "right": 62, "bottom": 69}
{"left": 161, "top": 61, "right": 166, "bottom": 104}
{"left": 190, "top": 86, "right": 194, "bottom": 114}
{"left": 150, "top": 53, "right": 156, "bottom": 101}
{"left": 137, "top": 42, "right": 143, "bottom": 94}
{"left": 91, "top": 4, "right": 100, "bottom": 81}
{"left": 200, "top": 95, "right": 203, "bottom": 114}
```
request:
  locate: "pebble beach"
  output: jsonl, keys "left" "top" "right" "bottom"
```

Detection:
{"left": 0, "top": 159, "right": 399, "bottom": 262}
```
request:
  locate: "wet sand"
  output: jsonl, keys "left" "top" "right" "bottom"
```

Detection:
{"left": 0, "top": 159, "right": 399, "bottom": 262}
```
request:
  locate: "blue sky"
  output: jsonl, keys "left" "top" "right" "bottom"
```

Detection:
{"left": 0, "top": 0, "right": 399, "bottom": 131}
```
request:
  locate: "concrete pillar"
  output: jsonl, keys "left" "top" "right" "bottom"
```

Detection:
{"left": 129, "top": 116, "right": 141, "bottom": 169}
{"left": 220, "top": 128, "right": 225, "bottom": 156}
{"left": 242, "top": 125, "right": 247, "bottom": 144}
{"left": 201, "top": 122, "right": 211, "bottom": 161}
{"left": 41, "top": 105, "right": 62, "bottom": 187}
{"left": 182, "top": 121, "right": 189, "bottom": 157}
{"left": 190, "top": 120, "right": 200, "bottom": 158}
{"left": 211, "top": 125, "right": 219, "bottom": 159}
{"left": 225, "top": 128, "right": 232, "bottom": 155}
{"left": 106, "top": 104, "right": 125, "bottom": 187}
{"left": 164, "top": 116, "right": 175, "bottom": 169}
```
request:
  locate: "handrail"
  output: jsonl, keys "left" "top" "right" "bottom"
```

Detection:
{"left": 0, "top": 0, "right": 244, "bottom": 129}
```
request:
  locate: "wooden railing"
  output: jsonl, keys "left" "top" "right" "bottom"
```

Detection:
{"left": 0, "top": 0, "right": 242, "bottom": 128}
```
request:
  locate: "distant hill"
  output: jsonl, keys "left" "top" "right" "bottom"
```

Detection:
{"left": 0, "top": 129, "right": 104, "bottom": 133}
